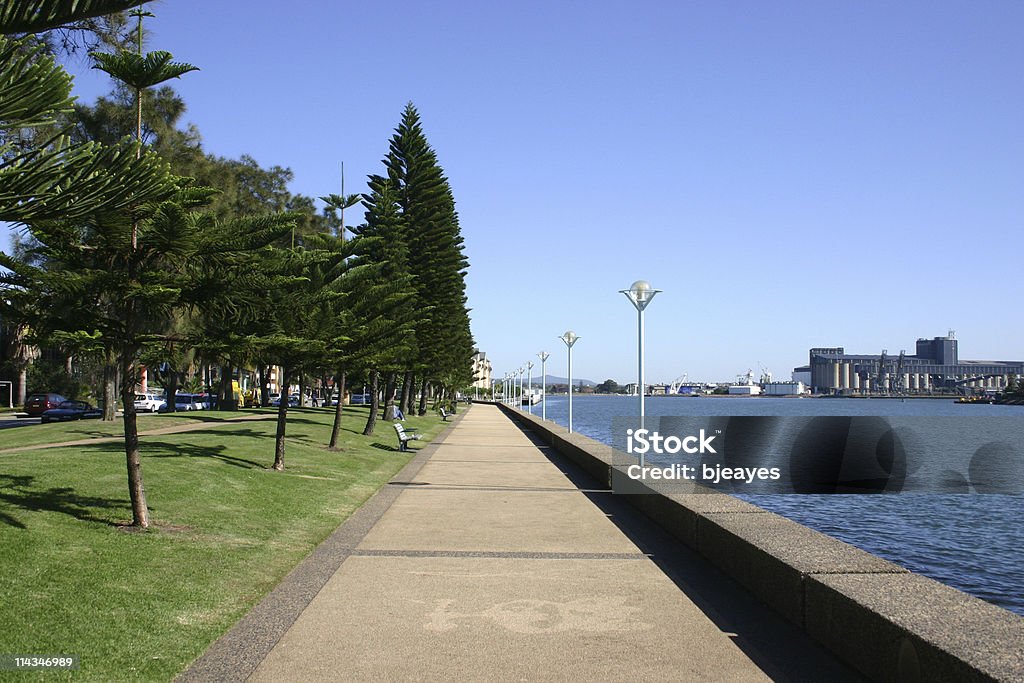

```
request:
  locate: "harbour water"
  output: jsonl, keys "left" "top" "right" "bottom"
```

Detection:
{"left": 529, "top": 394, "right": 1024, "bottom": 616}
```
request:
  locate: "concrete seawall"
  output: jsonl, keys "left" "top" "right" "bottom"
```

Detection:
{"left": 495, "top": 403, "right": 1024, "bottom": 683}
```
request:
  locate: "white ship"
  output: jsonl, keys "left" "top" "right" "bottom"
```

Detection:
{"left": 521, "top": 389, "right": 543, "bottom": 405}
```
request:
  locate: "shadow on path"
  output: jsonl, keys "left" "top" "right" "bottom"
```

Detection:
{"left": 512, "top": 426, "right": 867, "bottom": 683}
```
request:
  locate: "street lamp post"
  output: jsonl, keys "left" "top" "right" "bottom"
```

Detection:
{"left": 559, "top": 331, "right": 580, "bottom": 433}
{"left": 538, "top": 351, "right": 550, "bottom": 420}
{"left": 518, "top": 365, "right": 525, "bottom": 411}
{"left": 518, "top": 366, "right": 525, "bottom": 411}
{"left": 526, "top": 360, "right": 535, "bottom": 415}
{"left": 620, "top": 281, "right": 661, "bottom": 459}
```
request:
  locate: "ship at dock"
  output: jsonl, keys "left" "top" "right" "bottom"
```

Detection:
{"left": 521, "top": 389, "right": 543, "bottom": 406}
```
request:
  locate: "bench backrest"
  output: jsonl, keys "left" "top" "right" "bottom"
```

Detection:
{"left": 394, "top": 423, "right": 408, "bottom": 438}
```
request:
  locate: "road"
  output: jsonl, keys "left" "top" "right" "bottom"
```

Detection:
{"left": 0, "top": 416, "right": 37, "bottom": 429}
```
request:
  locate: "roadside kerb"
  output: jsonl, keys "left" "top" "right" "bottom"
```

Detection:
{"left": 493, "top": 401, "right": 1024, "bottom": 683}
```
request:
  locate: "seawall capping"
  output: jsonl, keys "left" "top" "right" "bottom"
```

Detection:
{"left": 491, "top": 402, "right": 1024, "bottom": 683}
{"left": 806, "top": 573, "right": 1024, "bottom": 682}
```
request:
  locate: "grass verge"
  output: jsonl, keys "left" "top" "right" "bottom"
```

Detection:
{"left": 0, "top": 405, "right": 449, "bottom": 681}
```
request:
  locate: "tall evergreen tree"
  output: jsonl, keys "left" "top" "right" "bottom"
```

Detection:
{"left": 0, "top": 25, "right": 174, "bottom": 224}
{"left": 346, "top": 176, "right": 420, "bottom": 435}
{"left": 381, "top": 103, "right": 473, "bottom": 413}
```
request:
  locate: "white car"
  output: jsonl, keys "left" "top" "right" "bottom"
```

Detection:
{"left": 134, "top": 393, "right": 164, "bottom": 413}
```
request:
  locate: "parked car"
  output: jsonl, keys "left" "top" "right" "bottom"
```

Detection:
{"left": 24, "top": 393, "right": 67, "bottom": 417}
{"left": 134, "top": 393, "right": 164, "bottom": 413}
{"left": 349, "top": 393, "right": 371, "bottom": 405}
{"left": 159, "top": 393, "right": 199, "bottom": 412}
{"left": 41, "top": 400, "right": 102, "bottom": 423}
{"left": 269, "top": 394, "right": 300, "bottom": 407}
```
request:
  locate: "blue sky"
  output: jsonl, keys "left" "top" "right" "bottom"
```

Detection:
{"left": 5, "top": 0, "right": 1023, "bottom": 384}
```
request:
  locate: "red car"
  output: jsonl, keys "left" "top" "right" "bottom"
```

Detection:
{"left": 24, "top": 393, "right": 67, "bottom": 417}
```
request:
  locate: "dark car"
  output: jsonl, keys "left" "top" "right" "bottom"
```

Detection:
{"left": 41, "top": 400, "right": 102, "bottom": 423}
{"left": 24, "top": 393, "right": 67, "bottom": 417}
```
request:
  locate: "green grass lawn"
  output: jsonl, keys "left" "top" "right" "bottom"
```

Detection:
{"left": 0, "top": 406, "right": 448, "bottom": 681}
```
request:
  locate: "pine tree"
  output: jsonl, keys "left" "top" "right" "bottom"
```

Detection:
{"left": 348, "top": 176, "right": 420, "bottom": 435}
{"left": 0, "top": 11, "right": 175, "bottom": 224}
{"left": 381, "top": 103, "right": 473, "bottom": 413}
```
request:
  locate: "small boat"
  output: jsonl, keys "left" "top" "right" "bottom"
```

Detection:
{"left": 956, "top": 396, "right": 994, "bottom": 405}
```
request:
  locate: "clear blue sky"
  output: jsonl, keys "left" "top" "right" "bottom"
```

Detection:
{"left": 4, "top": 0, "right": 1023, "bottom": 385}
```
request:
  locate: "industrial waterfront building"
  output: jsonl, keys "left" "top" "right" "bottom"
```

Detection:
{"left": 804, "top": 333, "right": 1024, "bottom": 395}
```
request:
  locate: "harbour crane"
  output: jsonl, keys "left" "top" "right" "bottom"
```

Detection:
{"left": 669, "top": 373, "right": 688, "bottom": 395}
{"left": 893, "top": 350, "right": 906, "bottom": 395}
{"left": 876, "top": 349, "right": 888, "bottom": 395}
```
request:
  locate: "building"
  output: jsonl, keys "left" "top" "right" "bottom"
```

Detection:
{"left": 763, "top": 381, "right": 807, "bottom": 396}
{"left": 471, "top": 351, "right": 492, "bottom": 391}
{"left": 791, "top": 366, "right": 811, "bottom": 386}
{"left": 805, "top": 333, "right": 1024, "bottom": 395}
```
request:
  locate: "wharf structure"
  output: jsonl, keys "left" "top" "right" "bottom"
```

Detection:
{"left": 805, "top": 333, "right": 1024, "bottom": 395}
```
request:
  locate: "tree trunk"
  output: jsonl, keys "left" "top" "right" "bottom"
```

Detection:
{"left": 418, "top": 377, "right": 429, "bottom": 416}
{"left": 102, "top": 350, "right": 118, "bottom": 421}
{"left": 400, "top": 370, "right": 414, "bottom": 416}
{"left": 362, "top": 370, "right": 379, "bottom": 436}
{"left": 11, "top": 324, "right": 35, "bottom": 407}
{"left": 120, "top": 352, "right": 149, "bottom": 527}
{"left": 298, "top": 374, "right": 306, "bottom": 407}
{"left": 273, "top": 366, "right": 291, "bottom": 471}
{"left": 219, "top": 363, "right": 237, "bottom": 411}
{"left": 328, "top": 370, "right": 346, "bottom": 450}
{"left": 16, "top": 366, "right": 27, "bottom": 407}
{"left": 165, "top": 370, "right": 179, "bottom": 413}
{"left": 383, "top": 371, "right": 398, "bottom": 420}
{"left": 259, "top": 365, "right": 270, "bottom": 407}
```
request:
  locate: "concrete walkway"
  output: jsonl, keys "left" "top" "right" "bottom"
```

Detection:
{"left": 181, "top": 404, "right": 861, "bottom": 682}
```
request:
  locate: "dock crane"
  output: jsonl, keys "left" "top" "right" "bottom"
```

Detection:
{"left": 669, "top": 373, "right": 688, "bottom": 394}
{"left": 893, "top": 350, "right": 906, "bottom": 395}
{"left": 876, "top": 350, "right": 888, "bottom": 395}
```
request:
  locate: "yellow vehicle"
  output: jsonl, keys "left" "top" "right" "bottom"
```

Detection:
{"left": 241, "top": 385, "right": 261, "bottom": 408}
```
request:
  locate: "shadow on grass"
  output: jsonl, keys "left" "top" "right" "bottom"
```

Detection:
{"left": 140, "top": 439, "right": 265, "bottom": 469}
{"left": 370, "top": 442, "right": 406, "bottom": 453}
{"left": 0, "top": 474, "right": 129, "bottom": 528}
{"left": 70, "top": 431, "right": 268, "bottom": 469}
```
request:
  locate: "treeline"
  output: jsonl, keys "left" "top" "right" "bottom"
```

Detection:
{"left": 0, "top": 1, "right": 474, "bottom": 527}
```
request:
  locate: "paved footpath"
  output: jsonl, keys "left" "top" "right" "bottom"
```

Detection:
{"left": 181, "top": 404, "right": 861, "bottom": 682}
